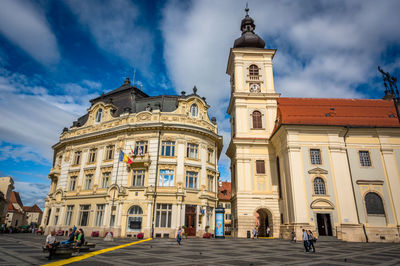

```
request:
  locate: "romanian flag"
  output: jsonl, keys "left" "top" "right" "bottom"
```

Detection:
{"left": 119, "top": 151, "right": 133, "bottom": 165}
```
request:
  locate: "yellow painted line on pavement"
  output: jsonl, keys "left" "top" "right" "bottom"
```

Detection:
{"left": 42, "top": 238, "right": 152, "bottom": 266}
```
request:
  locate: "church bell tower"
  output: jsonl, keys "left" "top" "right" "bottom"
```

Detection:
{"left": 226, "top": 7, "right": 281, "bottom": 238}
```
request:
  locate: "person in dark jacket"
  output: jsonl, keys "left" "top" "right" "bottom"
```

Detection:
{"left": 61, "top": 226, "right": 76, "bottom": 246}
{"left": 307, "top": 230, "right": 316, "bottom": 252}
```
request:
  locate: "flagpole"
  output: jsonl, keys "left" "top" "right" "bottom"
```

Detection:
{"left": 104, "top": 148, "right": 122, "bottom": 241}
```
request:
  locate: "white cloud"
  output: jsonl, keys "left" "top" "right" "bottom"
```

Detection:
{"left": 161, "top": 0, "right": 400, "bottom": 179}
{"left": 0, "top": 68, "right": 99, "bottom": 161}
{"left": 14, "top": 181, "right": 49, "bottom": 209}
{"left": 0, "top": 0, "right": 60, "bottom": 65}
{"left": 65, "top": 0, "right": 154, "bottom": 76}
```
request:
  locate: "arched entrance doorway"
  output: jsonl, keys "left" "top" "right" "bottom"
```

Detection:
{"left": 255, "top": 208, "right": 273, "bottom": 237}
{"left": 127, "top": 206, "right": 143, "bottom": 233}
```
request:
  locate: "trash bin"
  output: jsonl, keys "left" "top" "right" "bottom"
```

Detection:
{"left": 247, "top": 230, "right": 251, "bottom": 238}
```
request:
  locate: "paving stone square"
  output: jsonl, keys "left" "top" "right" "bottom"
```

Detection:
{"left": 0, "top": 234, "right": 399, "bottom": 265}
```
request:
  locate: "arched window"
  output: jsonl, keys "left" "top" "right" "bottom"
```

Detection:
{"left": 313, "top": 177, "right": 326, "bottom": 195}
{"left": 365, "top": 192, "right": 385, "bottom": 215}
{"left": 95, "top": 108, "right": 103, "bottom": 123}
{"left": 249, "top": 65, "right": 259, "bottom": 76}
{"left": 252, "top": 110, "right": 262, "bottom": 129}
{"left": 127, "top": 205, "right": 143, "bottom": 232}
{"left": 190, "top": 104, "right": 198, "bottom": 117}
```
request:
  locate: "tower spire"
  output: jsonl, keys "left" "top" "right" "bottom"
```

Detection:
{"left": 233, "top": 6, "right": 265, "bottom": 48}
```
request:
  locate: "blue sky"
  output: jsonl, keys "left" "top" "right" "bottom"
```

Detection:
{"left": 1, "top": 0, "right": 400, "bottom": 209}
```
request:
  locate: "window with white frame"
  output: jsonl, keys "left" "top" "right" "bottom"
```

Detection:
{"left": 132, "top": 170, "right": 145, "bottom": 187}
{"left": 88, "top": 148, "right": 97, "bottom": 163}
{"left": 190, "top": 104, "right": 198, "bottom": 117}
{"left": 136, "top": 141, "right": 148, "bottom": 155}
{"left": 95, "top": 204, "right": 105, "bottom": 226}
{"left": 310, "top": 149, "right": 322, "bottom": 165}
{"left": 226, "top": 203, "right": 231, "bottom": 209}
{"left": 159, "top": 169, "right": 174, "bottom": 186}
{"left": 207, "top": 175, "right": 214, "bottom": 192}
{"left": 313, "top": 177, "right": 326, "bottom": 195}
{"left": 79, "top": 205, "right": 90, "bottom": 226}
{"left": 186, "top": 171, "right": 198, "bottom": 189}
{"left": 102, "top": 172, "right": 111, "bottom": 188}
{"left": 84, "top": 174, "right": 93, "bottom": 190}
{"left": 226, "top": 214, "right": 232, "bottom": 220}
{"left": 161, "top": 141, "right": 175, "bottom": 156}
{"left": 155, "top": 204, "right": 172, "bottom": 228}
{"left": 65, "top": 205, "right": 74, "bottom": 226}
{"left": 187, "top": 143, "right": 198, "bottom": 159}
{"left": 359, "top": 151, "right": 372, "bottom": 167}
{"left": 68, "top": 176, "right": 77, "bottom": 191}
{"left": 73, "top": 151, "right": 81, "bottom": 165}
{"left": 207, "top": 148, "right": 214, "bottom": 163}
{"left": 105, "top": 145, "right": 114, "bottom": 160}
{"left": 95, "top": 108, "right": 103, "bottom": 123}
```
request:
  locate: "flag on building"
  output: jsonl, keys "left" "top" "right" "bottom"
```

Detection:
{"left": 119, "top": 151, "right": 133, "bottom": 165}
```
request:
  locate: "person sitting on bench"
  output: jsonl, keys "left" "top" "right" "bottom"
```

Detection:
{"left": 45, "top": 230, "right": 60, "bottom": 260}
{"left": 61, "top": 226, "right": 76, "bottom": 246}
{"left": 74, "top": 228, "right": 85, "bottom": 247}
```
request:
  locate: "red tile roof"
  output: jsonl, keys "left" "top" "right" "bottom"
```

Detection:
{"left": 275, "top": 98, "right": 400, "bottom": 129}
{"left": 218, "top": 182, "right": 231, "bottom": 201}
{"left": 23, "top": 204, "right": 42, "bottom": 213}
{"left": 9, "top": 191, "right": 23, "bottom": 207}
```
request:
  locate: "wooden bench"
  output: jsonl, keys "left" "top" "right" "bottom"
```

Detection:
{"left": 42, "top": 243, "right": 96, "bottom": 257}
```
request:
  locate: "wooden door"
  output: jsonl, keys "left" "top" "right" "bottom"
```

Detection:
{"left": 317, "top": 214, "right": 332, "bottom": 236}
{"left": 185, "top": 205, "right": 196, "bottom": 236}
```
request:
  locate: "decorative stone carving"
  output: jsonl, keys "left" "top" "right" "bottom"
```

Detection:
{"left": 308, "top": 167, "right": 328, "bottom": 175}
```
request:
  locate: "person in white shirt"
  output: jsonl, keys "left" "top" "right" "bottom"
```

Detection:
{"left": 46, "top": 231, "right": 59, "bottom": 260}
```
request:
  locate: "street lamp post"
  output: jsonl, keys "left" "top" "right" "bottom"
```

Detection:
{"left": 378, "top": 66, "right": 400, "bottom": 124}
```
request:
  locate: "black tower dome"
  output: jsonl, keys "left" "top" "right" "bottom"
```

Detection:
{"left": 233, "top": 7, "right": 265, "bottom": 49}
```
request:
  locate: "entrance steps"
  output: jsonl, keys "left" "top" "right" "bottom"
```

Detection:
{"left": 317, "top": 236, "right": 341, "bottom": 242}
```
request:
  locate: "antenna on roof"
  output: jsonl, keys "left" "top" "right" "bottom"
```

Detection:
{"left": 132, "top": 68, "right": 136, "bottom": 86}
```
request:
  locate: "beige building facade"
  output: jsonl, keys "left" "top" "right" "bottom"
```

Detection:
{"left": 41, "top": 81, "right": 222, "bottom": 238}
{"left": 0, "top": 177, "right": 14, "bottom": 224}
{"left": 227, "top": 10, "right": 400, "bottom": 242}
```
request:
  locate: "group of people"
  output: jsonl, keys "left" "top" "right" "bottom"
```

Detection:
{"left": 252, "top": 226, "right": 271, "bottom": 239}
{"left": 45, "top": 227, "right": 85, "bottom": 260}
{"left": 302, "top": 229, "right": 316, "bottom": 252}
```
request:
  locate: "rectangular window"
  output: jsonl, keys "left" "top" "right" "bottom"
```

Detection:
{"left": 102, "top": 172, "right": 111, "bottom": 188}
{"left": 159, "top": 169, "right": 174, "bottom": 186}
{"left": 84, "top": 174, "right": 93, "bottom": 190}
{"left": 79, "top": 205, "right": 90, "bottom": 226}
{"left": 65, "top": 205, "right": 74, "bottom": 226}
{"left": 161, "top": 141, "right": 175, "bottom": 156}
{"left": 186, "top": 171, "right": 198, "bottom": 189}
{"left": 207, "top": 148, "right": 214, "bottom": 163}
{"left": 133, "top": 170, "right": 145, "bottom": 187}
{"left": 207, "top": 175, "right": 214, "bottom": 192}
{"left": 136, "top": 141, "right": 148, "bottom": 155}
{"left": 155, "top": 204, "right": 172, "bottom": 228}
{"left": 88, "top": 148, "right": 97, "bottom": 163}
{"left": 187, "top": 143, "right": 198, "bottom": 159}
{"left": 226, "top": 214, "right": 232, "bottom": 220}
{"left": 359, "top": 151, "right": 372, "bottom": 166}
{"left": 73, "top": 151, "right": 81, "bottom": 165}
{"left": 226, "top": 203, "right": 231, "bottom": 209}
{"left": 54, "top": 215, "right": 59, "bottom": 225}
{"left": 105, "top": 145, "right": 114, "bottom": 160}
{"left": 95, "top": 204, "right": 105, "bottom": 226}
{"left": 310, "top": 149, "right": 322, "bottom": 165}
{"left": 256, "top": 160, "right": 265, "bottom": 174}
{"left": 68, "top": 176, "right": 77, "bottom": 191}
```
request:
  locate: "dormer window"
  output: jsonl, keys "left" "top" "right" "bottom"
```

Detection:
{"left": 249, "top": 64, "right": 259, "bottom": 78}
{"left": 190, "top": 104, "right": 198, "bottom": 117}
{"left": 95, "top": 109, "right": 103, "bottom": 123}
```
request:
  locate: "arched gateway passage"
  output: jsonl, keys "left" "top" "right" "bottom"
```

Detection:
{"left": 255, "top": 208, "right": 273, "bottom": 237}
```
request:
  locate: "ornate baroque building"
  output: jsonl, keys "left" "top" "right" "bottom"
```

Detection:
{"left": 227, "top": 9, "right": 400, "bottom": 242}
{"left": 41, "top": 80, "right": 222, "bottom": 238}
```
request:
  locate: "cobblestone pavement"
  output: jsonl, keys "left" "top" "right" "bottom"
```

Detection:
{"left": 0, "top": 234, "right": 399, "bottom": 265}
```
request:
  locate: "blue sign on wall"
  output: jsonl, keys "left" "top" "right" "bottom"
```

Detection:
{"left": 215, "top": 208, "right": 225, "bottom": 238}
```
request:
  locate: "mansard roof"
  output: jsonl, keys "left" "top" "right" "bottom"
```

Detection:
{"left": 275, "top": 98, "right": 400, "bottom": 129}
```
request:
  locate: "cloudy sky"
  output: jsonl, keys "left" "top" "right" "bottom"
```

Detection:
{"left": 1, "top": 0, "right": 399, "bottom": 209}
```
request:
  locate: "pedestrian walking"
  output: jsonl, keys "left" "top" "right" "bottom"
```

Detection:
{"left": 177, "top": 226, "right": 182, "bottom": 245}
{"left": 291, "top": 231, "right": 296, "bottom": 242}
{"left": 307, "top": 230, "right": 316, "bottom": 252}
{"left": 266, "top": 226, "right": 271, "bottom": 237}
{"left": 302, "top": 229, "right": 309, "bottom": 252}
{"left": 252, "top": 227, "right": 258, "bottom": 239}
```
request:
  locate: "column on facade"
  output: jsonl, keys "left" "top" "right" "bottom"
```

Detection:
{"left": 286, "top": 146, "right": 309, "bottom": 224}
{"left": 177, "top": 202, "right": 182, "bottom": 228}
{"left": 146, "top": 202, "right": 152, "bottom": 231}
{"left": 380, "top": 148, "right": 400, "bottom": 225}
{"left": 200, "top": 144, "right": 207, "bottom": 189}
{"left": 176, "top": 140, "right": 185, "bottom": 186}
{"left": 48, "top": 206, "right": 56, "bottom": 227}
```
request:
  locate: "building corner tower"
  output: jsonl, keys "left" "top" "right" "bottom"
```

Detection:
{"left": 226, "top": 7, "right": 281, "bottom": 238}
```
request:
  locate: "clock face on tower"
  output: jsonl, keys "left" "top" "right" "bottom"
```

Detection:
{"left": 250, "top": 83, "right": 261, "bottom": 93}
